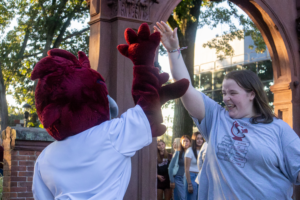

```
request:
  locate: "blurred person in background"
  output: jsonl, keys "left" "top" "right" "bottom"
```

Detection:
{"left": 157, "top": 139, "right": 172, "bottom": 200}
{"left": 168, "top": 135, "right": 191, "bottom": 200}
{"left": 184, "top": 132, "right": 204, "bottom": 200}
{"left": 172, "top": 138, "right": 181, "bottom": 154}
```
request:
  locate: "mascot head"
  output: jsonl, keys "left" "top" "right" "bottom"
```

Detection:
{"left": 31, "top": 49, "right": 116, "bottom": 141}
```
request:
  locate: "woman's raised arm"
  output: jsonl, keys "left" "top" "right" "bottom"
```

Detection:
{"left": 154, "top": 21, "right": 205, "bottom": 121}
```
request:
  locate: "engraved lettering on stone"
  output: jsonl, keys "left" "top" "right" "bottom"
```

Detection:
{"left": 107, "top": 0, "right": 158, "bottom": 20}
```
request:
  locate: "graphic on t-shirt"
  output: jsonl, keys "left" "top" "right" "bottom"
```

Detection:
{"left": 158, "top": 158, "right": 169, "bottom": 167}
{"left": 231, "top": 121, "right": 248, "bottom": 141}
{"left": 217, "top": 121, "right": 250, "bottom": 168}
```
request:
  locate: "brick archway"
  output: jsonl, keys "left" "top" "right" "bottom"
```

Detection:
{"left": 152, "top": 1, "right": 300, "bottom": 197}
{"left": 88, "top": 0, "right": 300, "bottom": 199}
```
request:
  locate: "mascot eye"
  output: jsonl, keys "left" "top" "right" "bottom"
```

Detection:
{"left": 97, "top": 79, "right": 104, "bottom": 85}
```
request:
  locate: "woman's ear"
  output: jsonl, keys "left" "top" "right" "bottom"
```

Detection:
{"left": 250, "top": 91, "right": 255, "bottom": 101}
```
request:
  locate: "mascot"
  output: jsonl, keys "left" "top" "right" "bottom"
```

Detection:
{"left": 32, "top": 23, "right": 189, "bottom": 200}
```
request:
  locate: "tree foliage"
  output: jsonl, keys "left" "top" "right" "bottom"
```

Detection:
{"left": 199, "top": 1, "right": 266, "bottom": 59}
{"left": 0, "top": 0, "right": 90, "bottom": 129}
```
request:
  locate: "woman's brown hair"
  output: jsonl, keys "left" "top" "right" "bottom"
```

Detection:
{"left": 157, "top": 139, "right": 170, "bottom": 163}
{"left": 179, "top": 135, "right": 191, "bottom": 159}
{"left": 224, "top": 70, "right": 275, "bottom": 124}
{"left": 191, "top": 132, "right": 204, "bottom": 159}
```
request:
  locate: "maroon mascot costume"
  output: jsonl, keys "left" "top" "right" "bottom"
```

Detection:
{"left": 32, "top": 23, "right": 189, "bottom": 200}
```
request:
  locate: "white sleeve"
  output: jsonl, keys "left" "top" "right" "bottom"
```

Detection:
{"left": 185, "top": 147, "right": 193, "bottom": 158}
{"left": 108, "top": 105, "right": 152, "bottom": 157}
{"left": 32, "top": 161, "right": 54, "bottom": 200}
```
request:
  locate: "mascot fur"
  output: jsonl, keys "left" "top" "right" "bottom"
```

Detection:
{"left": 32, "top": 23, "right": 189, "bottom": 200}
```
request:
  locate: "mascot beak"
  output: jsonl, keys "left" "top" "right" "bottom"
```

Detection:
{"left": 107, "top": 95, "right": 119, "bottom": 119}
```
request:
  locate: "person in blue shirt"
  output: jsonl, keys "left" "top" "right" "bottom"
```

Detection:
{"left": 169, "top": 135, "right": 191, "bottom": 200}
{"left": 184, "top": 132, "right": 204, "bottom": 200}
{"left": 155, "top": 21, "right": 300, "bottom": 200}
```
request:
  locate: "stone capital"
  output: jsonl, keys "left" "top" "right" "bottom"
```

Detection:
{"left": 106, "top": 0, "right": 158, "bottom": 21}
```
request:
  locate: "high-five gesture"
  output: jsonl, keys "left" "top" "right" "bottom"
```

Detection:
{"left": 154, "top": 21, "right": 206, "bottom": 122}
{"left": 154, "top": 21, "right": 179, "bottom": 52}
{"left": 117, "top": 23, "right": 189, "bottom": 137}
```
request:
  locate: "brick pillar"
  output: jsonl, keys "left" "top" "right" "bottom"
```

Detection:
{"left": 1, "top": 127, "right": 54, "bottom": 200}
{"left": 2, "top": 127, "right": 16, "bottom": 200}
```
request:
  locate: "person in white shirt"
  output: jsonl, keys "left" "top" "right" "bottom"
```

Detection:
{"left": 184, "top": 132, "right": 204, "bottom": 200}
{"left": 31, "top": 23, "right": 189, "bottom": 200}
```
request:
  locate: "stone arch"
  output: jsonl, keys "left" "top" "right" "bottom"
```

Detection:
{"left": 150, "top": 1, "right": 300, "bottom": 197}
{"left": 153, "top": 0, "right": 296, "bottom": 83}
{"left": 88, "top": 0, "right": 300, "bottom": 199}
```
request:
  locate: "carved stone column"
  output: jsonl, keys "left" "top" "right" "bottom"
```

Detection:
{"left": 2, "top": 127, "right": 16, "bottom": 200}
{"left": 270, "top": 83, "right": 293, "bottom": 126}
{"left": 1, "top": 127, "right": 54, "bottom": 200}
{"left": 88, "top": 0, "right": 158, "bottom": 199}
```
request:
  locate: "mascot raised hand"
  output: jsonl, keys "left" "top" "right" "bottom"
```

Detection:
{"left": 32, "top": 23, "right": 189, "bottom": 200}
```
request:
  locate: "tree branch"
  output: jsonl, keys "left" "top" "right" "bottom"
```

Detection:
{"left": 17, "top": 7, "right": 38, "bottom": 59}
{"left": 53, "top": 0, "right": 86, "bottom": 48}
{"left": 22, "top": 51, "right": 43, "bottom": 59}
{"left": 53, "top": 13, "right": 74, "bottom": 48}
{"left": 17, "top": 28, "right": 30, "bottom": 59}
{"left": 61, "top": 27, "right": 89, "bottom": 42}
{"left": 55, "top": 0, "right": 68, "bottom": 17}
{"left": 38, "top": 0, "right": 46, "bottom": 15}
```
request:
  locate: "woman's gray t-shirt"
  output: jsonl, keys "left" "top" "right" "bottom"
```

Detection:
{"left": 192, "top": 92, "right": 300, "bottom": 200}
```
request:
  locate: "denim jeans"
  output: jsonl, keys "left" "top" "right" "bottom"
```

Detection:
{"left": 173, "top": 175, "right": 185, "bottom": 200}
{"left": 185, "top": 172, "right": 198, "bottom": 200}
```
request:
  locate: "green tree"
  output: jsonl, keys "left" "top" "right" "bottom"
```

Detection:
{"left": 166, "top": 0, "right": 266, "bottom": 140}
{"left": 199, "top": 1, "right": 266, "bottom": 59}
{"left": 0, "top": 0, "right": 90, "bottom": 130}
{"left": 167, "top": 0, "right": 204, "bottom": 139}
{"left": 0, "top": 0, "right": 16, "bottom": 131}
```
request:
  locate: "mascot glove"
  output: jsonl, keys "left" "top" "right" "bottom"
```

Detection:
{"left": 117, "top": 23, "right": 160, "bottom": 66}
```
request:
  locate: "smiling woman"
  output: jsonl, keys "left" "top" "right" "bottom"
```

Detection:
{"left": 155, "top": 21, "right": 300, "bottom": 200}
{"left": 223, "top": 70, "right": 274, "bottom": 123}
{"left": 222, "top": 78, "right": 256, "bottom": 119}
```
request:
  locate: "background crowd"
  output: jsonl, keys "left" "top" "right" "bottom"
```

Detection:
{"left": 157, "top": 132, "right": 207, "bottom": 200}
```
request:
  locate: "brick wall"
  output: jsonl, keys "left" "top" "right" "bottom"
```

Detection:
{"left": 3, "top": 150, "right": 41, "bottom": 200}
{"left": 2, "top": 127, "right": 53, "bottom": 200}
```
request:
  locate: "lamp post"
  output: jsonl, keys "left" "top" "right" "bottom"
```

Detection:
{"left": 22, "top": 103, "right": 31, "bottom": 128}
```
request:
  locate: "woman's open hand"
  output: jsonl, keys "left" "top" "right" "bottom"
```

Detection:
{"left": 154, "top": 21, "right": 179, "bottom": 52}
